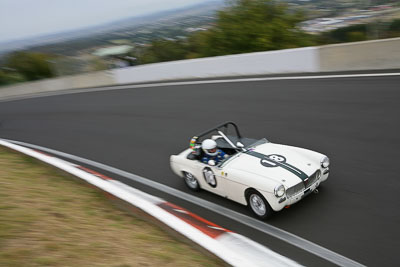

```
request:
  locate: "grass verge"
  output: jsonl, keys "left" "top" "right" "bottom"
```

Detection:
{"left": 0, "top": 146, "right": 224, "bottom": 267}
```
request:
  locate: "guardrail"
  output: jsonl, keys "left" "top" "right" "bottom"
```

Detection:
{"left": 1, "top": 37, "right": 399, "bottom": 100}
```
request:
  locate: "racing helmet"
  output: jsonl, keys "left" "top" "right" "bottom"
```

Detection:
{"left": 202, "top": 139, "right": 218, "bottom": 156}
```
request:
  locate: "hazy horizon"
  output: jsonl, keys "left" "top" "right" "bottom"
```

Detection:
{"left": 0, "top": 0, "right": 223, "bottom": 44}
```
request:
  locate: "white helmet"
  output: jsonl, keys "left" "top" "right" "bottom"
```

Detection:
{"left": 202, "top": 139, "right": 218, "bottom": 156}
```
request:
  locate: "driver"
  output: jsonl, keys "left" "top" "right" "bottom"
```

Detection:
{"left": 201, "top": 139, "right": 228, "bottom": 166}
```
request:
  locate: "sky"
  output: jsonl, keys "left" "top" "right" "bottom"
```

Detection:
{"left": 0, "top": 0, "right": 216, "bottom": 43}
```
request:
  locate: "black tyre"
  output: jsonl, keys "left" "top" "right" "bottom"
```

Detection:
{"left": 183, "top": 172, "right": 200, "bottom": 191}
{"left": 246, "top": 190, "right": 273, "bottom": 220}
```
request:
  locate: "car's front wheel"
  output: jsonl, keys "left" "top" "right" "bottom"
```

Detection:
{"left": 183, "top": 172, "right": 200, "bottom": 191}
{"left": 246, "top": 190, "right": 273, "bottom": 219}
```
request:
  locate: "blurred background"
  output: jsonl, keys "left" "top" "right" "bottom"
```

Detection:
{"left": 1, "top": 0, "right": 399, "bottom": 85}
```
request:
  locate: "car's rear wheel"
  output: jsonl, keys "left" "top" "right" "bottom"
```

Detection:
{"left": 247, "top": 190, "right": 273, "bottom": 219}
{"left": 183, "top": 172, "right": 200, "bottom": 191}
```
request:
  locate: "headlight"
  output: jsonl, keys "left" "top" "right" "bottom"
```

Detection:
{"left": 274, "top": 184, "right": 285, "bottom": 197}
{"left": 321, "top": 156, "right": 330, "bottom": 168}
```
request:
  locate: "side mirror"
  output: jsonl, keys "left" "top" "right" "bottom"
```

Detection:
{"left": 236, "top": 142, "right": 244, "bottom": 148}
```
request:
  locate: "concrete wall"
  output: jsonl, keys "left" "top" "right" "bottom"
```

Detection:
{"left": 1, "top": 37, "right": 399, "bottom": 100}
{"left": 62, "top": 71, "right": 115, "bottom": 89}
{"left": 113, "top": 47, "right": 318, "bottom": 84}
{"left": 113, "top": 37, "right": 400, "bottom": 84}
{"left": 319, "top": 37, "right": 400, "bottom": 72}
{"left": 0, "top": 71, "right": 115, "bottom": 100}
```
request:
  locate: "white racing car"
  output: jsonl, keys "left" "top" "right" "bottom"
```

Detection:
{"left": 170, "top": 122, "right": 330, "bottom": 219}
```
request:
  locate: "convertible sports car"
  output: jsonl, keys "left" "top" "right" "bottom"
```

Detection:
{"left": 170, "top": 122, "right": 330, "bottom": 219}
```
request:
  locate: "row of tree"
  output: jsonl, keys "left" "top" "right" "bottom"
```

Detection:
{"left": 132, "top": 1, "right": 400, "bottom": 65}
{"left": 318, "top": 19, "right": 400, "bottom": 44}
{"left": 2, "top": 0, "right": 400, "bottom": 86}
{"left": 134, "top": 0, "right": 314, "bottom": 64}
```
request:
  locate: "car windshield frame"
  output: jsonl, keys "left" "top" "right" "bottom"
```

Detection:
{"left": 188, "top": 122, "right": 270, "bottom": 167}
{"left": 245, "top": 138, "right": 269, "bottom": 149}
{"left": 190, "top": 121, "right": 242, "bottom": 149}
{"left": 217, "top": 138, "right": 269, "bottom": 168}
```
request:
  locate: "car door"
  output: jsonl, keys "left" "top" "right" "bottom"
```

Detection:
{"left": 192, "top": 161, "right": 226, "bottom": 196}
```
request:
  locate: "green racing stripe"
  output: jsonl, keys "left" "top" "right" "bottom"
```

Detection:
{"left": 245, "top": 151, "right": 309, "bottom": 181}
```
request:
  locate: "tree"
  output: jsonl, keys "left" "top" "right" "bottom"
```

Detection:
{"left": 346, "top": 31, "right": 367, "bottom": 42}
{"left": 0, "top": 68, "right": 26, "bottom": 86}
{"left": 388, "top": 19, "right": 400, "bottom": 38}
{"left": 0, "top": 70, "right": 9, "bottom": 85}
{"left": 185, "top": 31, "right": 211, "bottom": 59}
{"left": 198, "top": 0, "right": 314, "bottom": 56}
{"left": 136, "top": 0, "right": 314, "bottom": 64}
{"left": 5, "top": 51, "right": 55, "bottom": 81}
{"left": 317, "top": 24, "right": 368, "bottom": 44}
{"left": 139, "top": 40, "right": 188, "bottom": 64}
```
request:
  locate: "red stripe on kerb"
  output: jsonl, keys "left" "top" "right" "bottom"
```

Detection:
{"left": 77, "top": 166, "right": 113, "bottom": 180}
{"left": 33, "top": 149, "right": 52, "bottom": 157}
{"left": 159, "top": 202, "right": 231, "bottom": 239}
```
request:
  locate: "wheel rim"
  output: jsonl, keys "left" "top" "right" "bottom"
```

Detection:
{"left": 185, "top": 173, "right": 198, "bottom": 188}
{"left": 249, "top": 194, "right": 266, "bottom": 216}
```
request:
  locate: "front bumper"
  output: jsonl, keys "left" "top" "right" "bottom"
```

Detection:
{"left": 285, "top": 180, "right": 320, "bottom": 206}
{"left": 271, "top": 167, "right": 329, "bottom": 211}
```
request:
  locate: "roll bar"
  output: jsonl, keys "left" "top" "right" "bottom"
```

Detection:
{"left": 189, "top": 122, "right": 242, "bottom": 151}
{"left": 194, "top": 121, "right": 242, "bottom": 140}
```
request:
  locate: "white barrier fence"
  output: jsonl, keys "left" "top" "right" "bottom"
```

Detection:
{"left": 1, "top": 37, "right": 399, "bottom": 100}
{"left": 319, "top": 37, "right": 400, "bottom": 72}
{"left": 113, "top": 47, "right": 318, "bottom": 84}
{"left": 0, "top": 70, "right": 115, "bottom": 100}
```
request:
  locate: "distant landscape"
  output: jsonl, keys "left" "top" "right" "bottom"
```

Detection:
{"left": 1, "top": 0, "right": 399, "bottom": 86}
{"left": 0, "top": 0, "right": 225, "bottom": 56}
{"left": 1, "top": 0, "right": 399, "bottom": 56}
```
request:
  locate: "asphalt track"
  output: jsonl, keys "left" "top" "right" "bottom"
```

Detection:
{"left": 1, "top": 73, "right": 399, "bottom": 266}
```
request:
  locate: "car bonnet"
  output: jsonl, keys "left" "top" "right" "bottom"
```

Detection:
{"left": 226, "top": 143, "right": 319, "bottom": 187}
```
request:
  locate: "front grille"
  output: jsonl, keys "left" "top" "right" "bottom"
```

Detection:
{"left": 304, "top": 170, "right": 321, "bottom": 188}
{"left": 286, "top": 170, "right": 321, "bottom": 198}
{"left": 286, "top": 182, "right": 305, "bottom": 198}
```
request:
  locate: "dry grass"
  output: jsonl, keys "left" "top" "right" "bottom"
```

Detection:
{"left": 0, "top": 146, "right": 223, "bottom": 267}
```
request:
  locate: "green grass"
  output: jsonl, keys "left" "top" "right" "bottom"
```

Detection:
{"left": 0, "top": 146, "right": 223, "bottom": 267}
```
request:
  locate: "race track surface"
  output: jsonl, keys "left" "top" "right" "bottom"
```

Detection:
{"left": 1, "top": 74, "right": 399, "bottom": 266}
